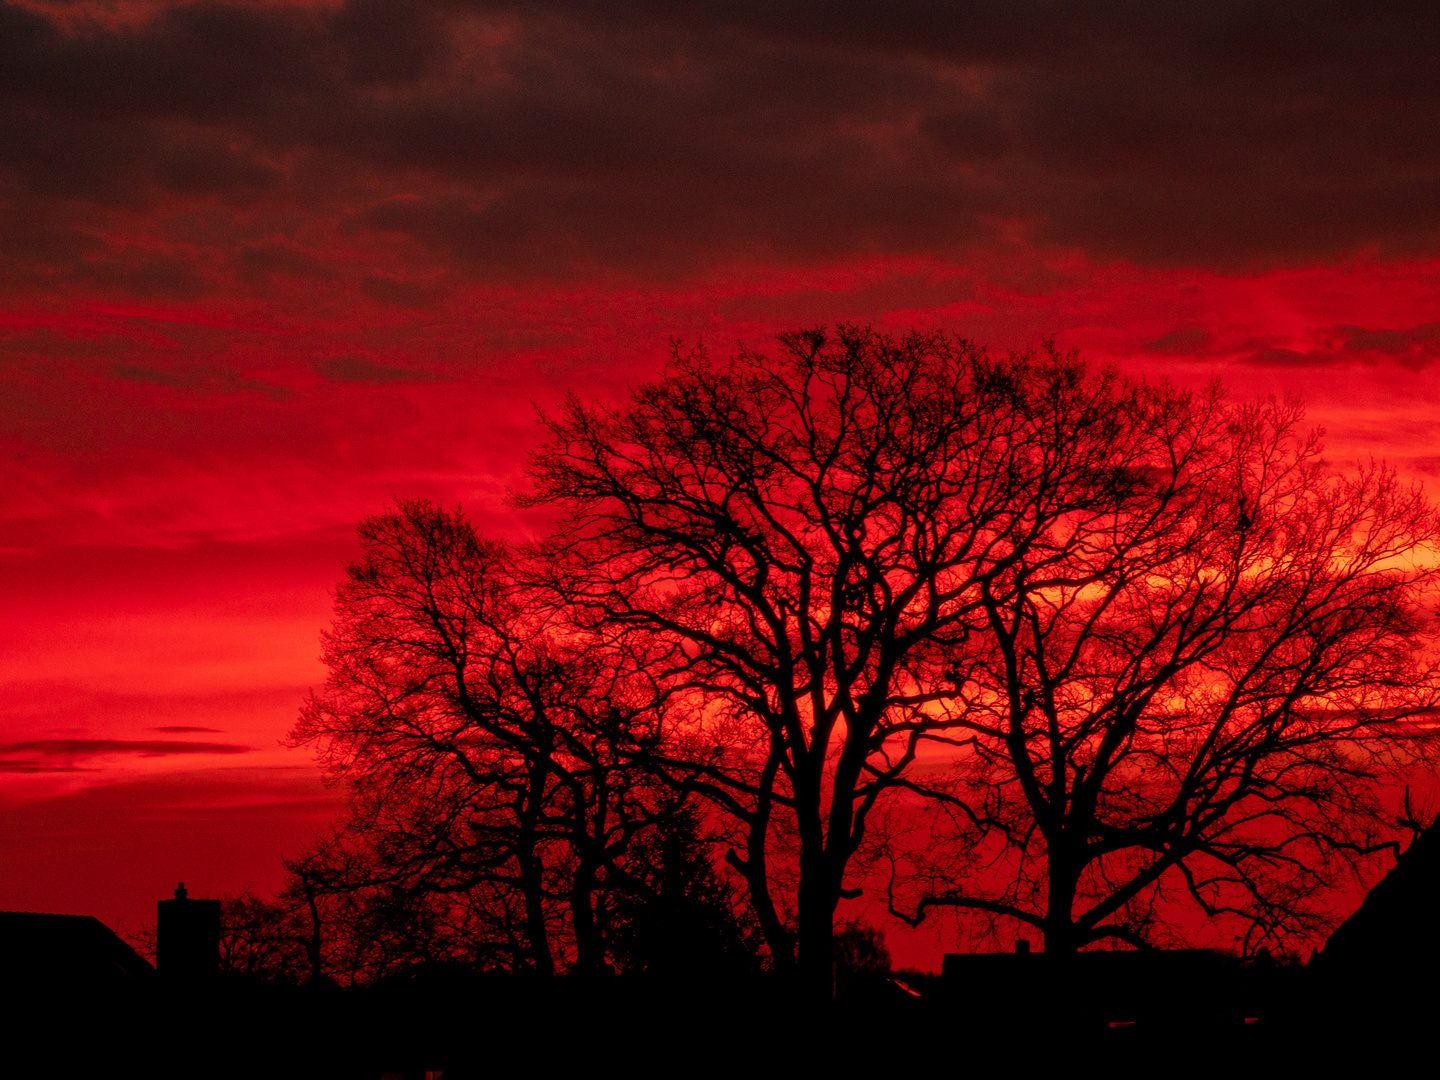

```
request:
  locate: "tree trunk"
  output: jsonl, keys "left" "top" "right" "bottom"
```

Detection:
{"left": 728, "top": 740, "right": 795, "bottom": 972}
{"left": 518, "top": 759, "right": 554, "bottom": 976}
{"left": 518, "top": 848, "right": 554, "bottom": 976}
{"left": 727, "top": 825, "right": 793, "bottom": 973}
{"left": 795, "top": 850, "right": 838, "bottom": 1004}
{"left": 1042, "top": 861, "right": 1080, "bottom": 954}
{"left": 570, "top": 852, "right": 605, "bottom": 975}
{"left": 300, "top": 874, "right": 325, "bottom": 984}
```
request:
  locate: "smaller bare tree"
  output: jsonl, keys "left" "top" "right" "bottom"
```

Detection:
{"left": 890, "top": 396, "right": 1440, "bottom": 955}
{"left": 291, "top": 498, "right": 680, "bottom": 977}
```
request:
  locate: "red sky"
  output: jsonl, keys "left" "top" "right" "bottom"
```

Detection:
{"left": 3, "top": 0, "right": 1440, "bottom": 965}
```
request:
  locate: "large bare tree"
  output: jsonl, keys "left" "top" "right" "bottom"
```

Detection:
{"left": 294, "top": 327, "right": 1440, "bottom": 997}
{"left": 890, "top": 396, "right": 1440, "bottom": 954}
{"left": 521, "top": 326, "right": 1211, "bottom": 997}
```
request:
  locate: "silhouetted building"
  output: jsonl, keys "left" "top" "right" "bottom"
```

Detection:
{"left": 157, "top": 882, "right": 220, "bottom": 980}
{"left": 0, "top": 910, "right": 154, "bottom": 989}
{"left": 1310, "top": 821, "right": 1440, "bottom": 1004}
{"left": 942, "top": 943, "right": 1253, "bottom": 1026}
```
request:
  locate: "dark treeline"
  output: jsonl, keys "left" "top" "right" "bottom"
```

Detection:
{"left": 225, "top": 327, "right": 1440, "bottom": 1002}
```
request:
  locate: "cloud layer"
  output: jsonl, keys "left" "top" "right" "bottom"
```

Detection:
{"left": 3, "top": 0, "right": 1440, "bottom": 302}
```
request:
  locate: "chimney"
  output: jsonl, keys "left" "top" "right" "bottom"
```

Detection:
{"left": 157, "top": 881, "right": 220, "bottom": 980}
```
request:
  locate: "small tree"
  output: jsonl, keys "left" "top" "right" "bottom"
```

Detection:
{"left": 833, "top": 920, "right": 891, "bottom": 980}
{"left": 215, "top": 889, "right": 314, "bottom": 985}
{"left": 604, "top": 797, "right": 763, "bottom": 978}
{"left": 291, "top": 498, "right": 674, "bottom": 977}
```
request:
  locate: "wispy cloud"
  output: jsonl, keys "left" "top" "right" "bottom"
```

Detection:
{"left": 312, "top": 356, "right": 445, "bottom": 383}
{"left": 0, "top": 738, "right": 251, "bottom": 774}
{"left": 110, "top": 361, "right": 292, "bottom": 399}
{"left": 1235, "top": 323, "right": 1440, "bottom": 371}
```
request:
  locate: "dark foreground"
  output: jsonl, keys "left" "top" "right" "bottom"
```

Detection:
{"left": 10, "top": 965, "right": 1410, "bottom": 1078}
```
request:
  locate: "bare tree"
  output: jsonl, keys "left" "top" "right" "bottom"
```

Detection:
{"left": 291, "top": 498, "right": 677, "bottom": 977}
{"left": 295, "top": 326, "right": 1440, "bottom": 997}
{"left": 520, "top": 325, "right": 1209, "bottom": 998}
{"left": 214, "top": 889, "right": 314, "bottom": 985}
{"left": 833, "top": 920, "right": 891, "bottom": 980}
{"left": 603, "top": 795, "right": 764, "bottom": 978}
{"left": 890, "top": 395, "right": 1440, "bottom": 954}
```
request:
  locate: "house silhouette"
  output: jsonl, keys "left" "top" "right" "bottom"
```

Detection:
{"left": 0, "top": 910, "right": 154, "bottom": 988}
{"left": 157, "top": 881, "right": 220, "bottom": 979}
{"left": 1309, "top": 819, "right": 1440, "bottom": 996}
{"left": 940, "top": 941, "right": 1254, "bottom": 1026}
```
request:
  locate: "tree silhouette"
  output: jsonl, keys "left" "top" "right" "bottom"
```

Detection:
{"left": 888, "top": 396, "right": 1440, "bottom": 954}
{"left": 604, "top": 797, "right": 763, "bottom": 978}
{"left": 520, "top": 325, "right": 1226, "bottom": 998}
{"left": 833, "top": 919, "right": 892, "bottom": 989}
{"left": 291, "top": 327, "right": 1440, "bottom": 993}
{"left": 291, "top": 499, "right": 682, "bottom": 977}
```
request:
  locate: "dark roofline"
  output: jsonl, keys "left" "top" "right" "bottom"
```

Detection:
{"left": 1310, "top": 821, "right": 1440, "bottom": 971}
{"left": 0, "top": 909, "right": 156, "bottom": 981}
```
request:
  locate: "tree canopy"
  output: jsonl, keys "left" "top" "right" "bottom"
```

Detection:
{"left": 289, "top": 326, "right": 1440, "bottom": 995}
{"left": 890, "top": 395, "right": 1440, "bottom": 953}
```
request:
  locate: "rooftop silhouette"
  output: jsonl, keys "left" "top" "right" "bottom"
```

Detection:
{"left": 157, "top": 880, "right": 220, "bottom": 980}
{"left": 0, "top": 910, "right": 153, "bottom": 988}
{"left": 1311, "top": 816, "right": 1440, "bottom": 988}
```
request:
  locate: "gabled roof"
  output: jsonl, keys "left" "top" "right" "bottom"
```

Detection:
{"left": 1310, "top": 822, "right": 1440, "bottom": 974}
{"left": 0, "top": 910, "right": 155, "bottom": 986}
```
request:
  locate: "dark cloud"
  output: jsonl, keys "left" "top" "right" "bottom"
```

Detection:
{"left": 233, "top": 241, "right": 339, "bottom": 291}
{"left": 0, "top": 738, "right": 251, "bottom": 773}
{"left": 151, "top": 726, "right": 224, "bottom": 734}
{"left": 110, "top": 361, "right": 293, "bottom": 398}
{"left": 1144, "top": 328, "right": 1214, "bottom": 355}
{"left": 77, "top": 246, "right": 214, "bottom": 298}
{"left": 358, "top": 272, "right": 444, "bottom": 308}
{"left": 312, "top": 355, "right": 445, "bottom": 382}
{"left": 1236, "top": 322, "right": 1440, "bottom": 370}
{"left": 330, "top": 0, "right": 454, "bottom": 85}
{"left": 1239, "top": 346, "right": 1320, "bottom": 368}
{"left": 111, "top": 362, "right": 187, "bottom": 388}
{"left": 2, "top": 0, "right": 1440, "bottom": 295}
{"left": 1333, "top": 322, "right": 1440, "bottom": 369}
